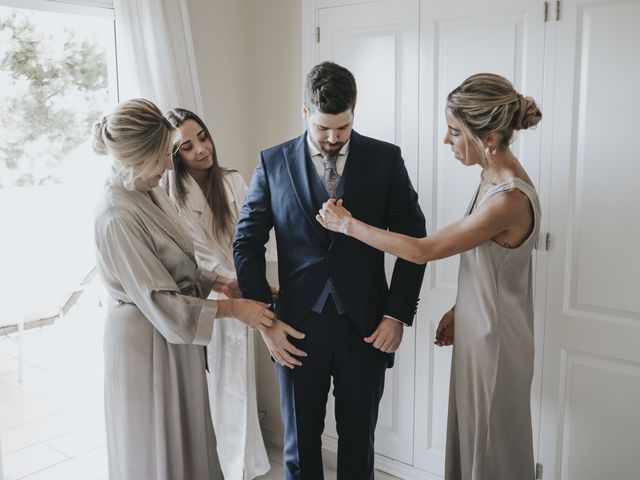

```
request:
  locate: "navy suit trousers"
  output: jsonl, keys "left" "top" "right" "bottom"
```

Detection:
{"left": 276, "top": 299, "right": 388, "bottom": 480}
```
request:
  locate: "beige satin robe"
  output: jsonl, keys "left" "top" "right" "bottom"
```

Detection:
{"left": 94, "top": 175, "right": 223, "bottom": 480}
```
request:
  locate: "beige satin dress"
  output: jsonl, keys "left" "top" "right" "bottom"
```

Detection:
{"left": 445, "top": 178, "right": 541, "bottom": 480}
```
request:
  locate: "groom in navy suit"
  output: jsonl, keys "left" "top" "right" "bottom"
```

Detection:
{"left": 233, "top": 62, "right": 426, "bottom": 479}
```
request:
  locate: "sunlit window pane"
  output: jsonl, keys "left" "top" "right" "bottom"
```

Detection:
{"left": 0, "top": 4, "right": 117, "bottom": 327}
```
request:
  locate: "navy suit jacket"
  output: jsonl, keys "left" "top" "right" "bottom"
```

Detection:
{"left": 233, "top": 131, "right": 426, "bottom": 337}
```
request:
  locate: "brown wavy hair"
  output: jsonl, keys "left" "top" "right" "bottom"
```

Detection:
{"left": 304, "top": 61, "right": 358, "bottom": 114}
{"left": 165, "top": 108, "right": 235, "bottom": 241}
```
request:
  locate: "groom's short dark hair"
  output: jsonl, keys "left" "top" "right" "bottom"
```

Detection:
{"left": 304, "top": 62, "right": 357, "bottom": 114}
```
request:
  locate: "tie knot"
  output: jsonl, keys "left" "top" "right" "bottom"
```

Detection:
{"left": 323, "top": 155, "right": 338, "bottom": 170}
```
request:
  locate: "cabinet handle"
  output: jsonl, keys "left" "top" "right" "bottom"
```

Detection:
{"left": 544, "top": 1, "right": 549, "bottom": 22}
{"left": 556, "top": 1, "right": 561, "bottom": 21}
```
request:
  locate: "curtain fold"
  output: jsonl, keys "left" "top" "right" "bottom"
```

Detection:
{"left": 114, "top": 0, "right": 203, "bottom": 115}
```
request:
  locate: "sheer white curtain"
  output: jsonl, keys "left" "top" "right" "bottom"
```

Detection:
{"left": 113, "top": 0, "right": 203, "bottom": 114}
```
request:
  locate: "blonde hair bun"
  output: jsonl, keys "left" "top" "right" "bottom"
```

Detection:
{"left": 514, "top": 95, "right": 542, "bottom": 131}
{"left": 447, "top": 73, "right": 542, "bottom": 148}
{"left": 93, "top": 99, "right": 175, "bottom": 190}
{"left": 93, "top": 116, "right": 110, "bottom": 156}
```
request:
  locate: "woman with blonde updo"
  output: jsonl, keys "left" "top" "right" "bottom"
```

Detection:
{"left": 93, "top": 98, "right": 275, "bottom": 480}
{"left": 317, "top": 73, "right": 542, "bottom": 479}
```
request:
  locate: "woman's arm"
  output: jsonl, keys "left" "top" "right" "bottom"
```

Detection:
{"left": 317, "top": 191, "right": 524, "bottom": 264}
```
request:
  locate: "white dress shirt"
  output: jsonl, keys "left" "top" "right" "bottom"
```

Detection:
{"left": 307, "top": 136, "right": 350, "bottom": 177}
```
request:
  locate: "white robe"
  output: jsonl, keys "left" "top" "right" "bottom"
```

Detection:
{"left": 167, "top": 170, "right": 272, "bottom": 480}
{"left": 94, "top": 175, "right": 223, "bottom": 480}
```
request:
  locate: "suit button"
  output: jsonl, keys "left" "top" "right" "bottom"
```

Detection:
{"left": 328, "top": 252, "right": 335, "bottom": 259}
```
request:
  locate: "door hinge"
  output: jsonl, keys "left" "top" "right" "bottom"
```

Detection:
{"left": 544, "top": 1, "right": 549, "bottom": 21}
{"left": 536, "top": 462, "right": 543, "bottom": 479}
{"left": 545, "top": 232, "right": 551, "bottom": 251}
{"left": 316, "top": 26, "right": 320, "bottom": 43}
{"left": 555, "top": 1, "right": 561, "bottom": 20}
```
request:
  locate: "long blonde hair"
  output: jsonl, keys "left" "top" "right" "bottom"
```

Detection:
{"left": 93, "top": 98, "right": 176, "bottom": 190}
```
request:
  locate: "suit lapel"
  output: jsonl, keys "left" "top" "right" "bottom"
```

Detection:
{"left": 284, "top": 134, "right": 330, "bottom": 245}
{"left": 340, "top": 131, "right": 368, "bottom": 220}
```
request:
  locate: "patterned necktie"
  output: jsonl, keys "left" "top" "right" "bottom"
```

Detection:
{"left": 322, "top": 155, "right": 340, "bottom": 199}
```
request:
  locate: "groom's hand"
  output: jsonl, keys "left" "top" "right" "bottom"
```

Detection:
{"left": 364, "top": 316, "right": 404, "bottom": 353}
{"left": 260, "top": 319, "right": 307, "bottom": 369}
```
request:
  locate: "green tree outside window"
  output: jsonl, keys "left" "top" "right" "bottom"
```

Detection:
{"left": 0, "top": 8, "right": 109, "bottom": 188}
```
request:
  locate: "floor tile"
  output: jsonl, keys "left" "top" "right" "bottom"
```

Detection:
{"left": 66, "top": 404, "right": 105, "bottom": 429}
{"left": 0, "top": 351, "right": 17, "bottom": 363}
{"left": 0, "top": 338, "right": 19, "bottom": 359}
{"left": 0, "top": 428, "right": 39, "bottom": 454}
{"left": 2, "top": 443, "right": 68, "bottom": 479}
{"left": 256, "top": 461, "right": 284, "bottom": 479}
{"left": 74, "top": 445, "right": 108, "bottom": 476}
{"left": 21, "top": 459, "right": 84, "bottom": 480}
{"left": 16, "top": 411, "right": 93, "bottom": 442}
{"left": 0, "top": 400, "right": 59, "bottom": 428}
{"left": 255, "top": 442, "right": 400, "bottom": 479}
{"left": 0, "top": 365, "right": 81, "bottom": 398}
{"left": 25, "top": 352, "right": 78, "bottom": 378}
{"left": 21, "top": 457, "right": 108, "bottom": 480}
{"left": 0, "top": 383, "right": 35, "bottom": 410}
{"left": 44, "top": 425, "right": 105, "bottom": 458}
{"left": 37, "top": 386, "right": 97, "bottom": 411}
{"left": 0, "top": 358, "right": 18, "bottom": 376}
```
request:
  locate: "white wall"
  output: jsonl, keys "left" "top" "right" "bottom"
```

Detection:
{"left": 186, "top": 0, "right": 302, "bottom": 437}
{"left": 248, "top": 0, "right": 303, "bottom": 162}
{"left": 186, "top": 0, "right": 254, "bottom": 179}
{"left": 186, "top": 0, "right": 302, "bottom": 178}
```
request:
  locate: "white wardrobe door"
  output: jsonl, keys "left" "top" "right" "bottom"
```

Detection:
{"left": 538, "top": 1, "right": 640, "bottom": 479}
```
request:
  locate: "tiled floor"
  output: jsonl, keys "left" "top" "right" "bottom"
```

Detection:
{"left": 0, "top": 281, "right": 397, "bottom": 480}
{"left": 0, "top": 281, "right": 108, "bottom": 480}
{"left": 256, "top": 442, "right": 400, "bottom": 480}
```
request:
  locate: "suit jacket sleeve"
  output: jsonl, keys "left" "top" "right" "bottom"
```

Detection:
{"left": 233, "top": 153, "right": 274, "bottom": 304}
{"left": 383, "top": 149, "right": 427, "bottom": 326}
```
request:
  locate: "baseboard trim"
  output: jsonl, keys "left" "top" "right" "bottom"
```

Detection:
{"left": 374, "top": 454, "right": 442, "bottom": 480}
{"left": 261, "top": 427, "right": 441, "bottom": 480}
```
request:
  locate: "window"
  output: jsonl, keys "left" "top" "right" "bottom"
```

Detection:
{"left": 0, "top": 0, "right": 117, "bottom": 329}
{"left": 0, "top": 3, "right": 118, "bottom": 476}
